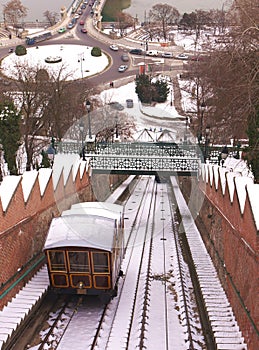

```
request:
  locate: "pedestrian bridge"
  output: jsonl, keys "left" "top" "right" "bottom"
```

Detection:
{"left": 56, "top": 141, "right": 202, "bottom": 176}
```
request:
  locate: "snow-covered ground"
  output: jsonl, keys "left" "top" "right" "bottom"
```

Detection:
{"left": 1, "top": 44, "right": 109, "bottom": 80}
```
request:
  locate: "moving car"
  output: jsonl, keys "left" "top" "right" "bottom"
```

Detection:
{"left": 146, "top": 50, "right": 158, "bottom": 56}
{"left": 67, "top": 23, "right": 75, "bottom": 29}
{"left": 129, "top": 48, "right": 142, "bottom": 55}
{"left": 81, "top": 28, "right": 87, "bottom": 33}
{"left": 161, "top": 52, "right": 173, "bottom": 58}
{"left": 118, "top": 65, "right": 128, "bottom": 72}
{"left": 121, "top": 54, "right": 129, "bottom": 62}
{"left": 44, "top": 202, "right": 125, "bottom": 303}
{"left": 176, "top": 53, "right": 189, "bottom": 60}
{"left": 58, "top": 27, "right": 66, "bottom": 34}
{"left": 110, "top": 44, "right": 119, "bottom": 51}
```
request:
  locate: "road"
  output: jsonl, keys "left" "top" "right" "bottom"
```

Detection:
{"left": 0, "top": 3, "right": 184, "bottom": 87}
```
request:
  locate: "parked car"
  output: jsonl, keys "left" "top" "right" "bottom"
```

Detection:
{"left": 176, "top": 53, "right": 189, "bottom": 60}
{"left": 118, "top": 65, "right": 128, "bottom": 72}
{"left": 108, "top": 102, "right": 124, "bottom": 111}
{"left": 121, "top": 54, "right": 129, "bottom": 62}
{"left": 126, "top": 99, "right": 134, "bottom": 108}
{"left": 110, "top": 44, "right": 119, "bottom": 51}
{"left": 8, "top": 48, "right": 14, "bottom": 53}
{"left": 161, "top": 52, "right": 173, "bottom": 58}
{"left": 129, "top": 48, "right": 142, "bottom": 55}
{"left": 146, "top": 50, "right": 158, "bottom": 56}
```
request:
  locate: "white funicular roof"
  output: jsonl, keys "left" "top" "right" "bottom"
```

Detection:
{"left": 44, "top": 215, "right": 116, "bottom": 251}
{"left": 71, "top": 201, "right": 123, "bottom": 214}
{"left": 62, "top": 207, "right": 120, "bottom": 221}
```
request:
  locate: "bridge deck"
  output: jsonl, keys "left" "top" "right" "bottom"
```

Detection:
{"left": 56, "top": 141, "right": 202, "bottom": 175}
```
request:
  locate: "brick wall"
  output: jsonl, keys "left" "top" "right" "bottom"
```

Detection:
{"left": 178, "top": 166, "right": 259, "bottom": 350}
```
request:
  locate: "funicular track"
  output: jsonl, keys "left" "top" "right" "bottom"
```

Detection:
{"left": 43, "top": 176, "right": 156, "bottom": 350}
{"left": 7, "top": 175, "right": 247, "bottom": 350}
{"left": 91, "top": 177, "right": 203, "bottom": 350}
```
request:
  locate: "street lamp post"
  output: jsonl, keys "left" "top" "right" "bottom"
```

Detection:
{"left": 46, "top": 137, "right": 56, "bottom": 167}
{"left": 115, "top": 113, "right": 118, "bottom": 139}
{"left": 79, "top": 121, "right": 86, "bottom": 160}
{"left": 184, "top": 116, "right": 188, "bottom": 143}
{"left": 85, "top": 100, "right": 91, "bottom": 139}
{"left": 220, "top": 145, "right": 228, "bottom": 166}
{"left": 141, "top": 39, "right": 148, "bottom": 74}
{"left": 198, "top": 101, "right": 206, "bottom": 144}
{"left": 113, "top": 113, "right": 120, "bottom": 143}
{"left": 204, "top": 125, "right": 210, "bottom": 162}
{"left": 78, "top": 53, "right": 85, "bottom": 79}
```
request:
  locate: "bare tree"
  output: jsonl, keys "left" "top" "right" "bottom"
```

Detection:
{"left": 8, "top": 60, "right": 95, "bottom": 170}
{"left": 43, "top": 10, "right": 59, "bottom": 26}
{"left": 3, "top": 0, "right": 27, "bottom": 32}
{"left": 209, "top": 8, "right": 228, "bottom": 35}
{"left": 186, "top": 0, "right": 258, "bottom": 148}
{"left": 149, "top": 3, "right": 180, "bottom": 41}
{"left": 10, "top": 62, "right": 50, "bottom": 170}
{"left": 115, "top": 12, "right": 135, "bottom": 37}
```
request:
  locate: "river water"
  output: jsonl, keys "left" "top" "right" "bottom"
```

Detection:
{"left": 1, "top": 0, "right": 228, "bottom": 22}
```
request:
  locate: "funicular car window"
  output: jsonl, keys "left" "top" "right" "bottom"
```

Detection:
{"left": 93, "top": 275, "right": 110, "bottom": 289}
{"left": 52, "top": 274, "right": 69, "bottom": 287}
{"left": 48, "top": 250, "right": 67, "bottom": 271}
{"left": 68, "top": 251, "right": 90, "bottom": 272}
{"left": 92, "top": 252, "right": 110, "bottom": 273}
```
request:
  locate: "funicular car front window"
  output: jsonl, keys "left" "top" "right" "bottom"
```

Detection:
{"left": 92, "top": 252, "right": 109, "bottom": 273}
{"left": 68, "top": 251, "right": 90, "bottom": 272}
{"left": 48, "top": 250, "right": 66, "bottom": 271}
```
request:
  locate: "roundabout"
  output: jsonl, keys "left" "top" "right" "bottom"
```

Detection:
{"left": 1, "top": 44, "right": 110, "bottom": 81}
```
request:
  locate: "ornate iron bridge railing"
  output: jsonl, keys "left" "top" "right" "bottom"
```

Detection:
{"left": 55, "top": 141, "right": 202, "bottom": 176}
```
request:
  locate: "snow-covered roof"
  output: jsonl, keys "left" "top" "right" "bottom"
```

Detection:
{"left": 62, "top": 207, "right": 121, "bottom": 221}
{"left": 133, "top": 128, "right": 156, "bottom": 142}
{"left": 71, "top": 202, "right": 123, "bottom": 214}
{"left": 156, "top": 129, "right": 177, "bottom": 142}
{"left": 44, "top": 215, "right": 116, "bottom": 251}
